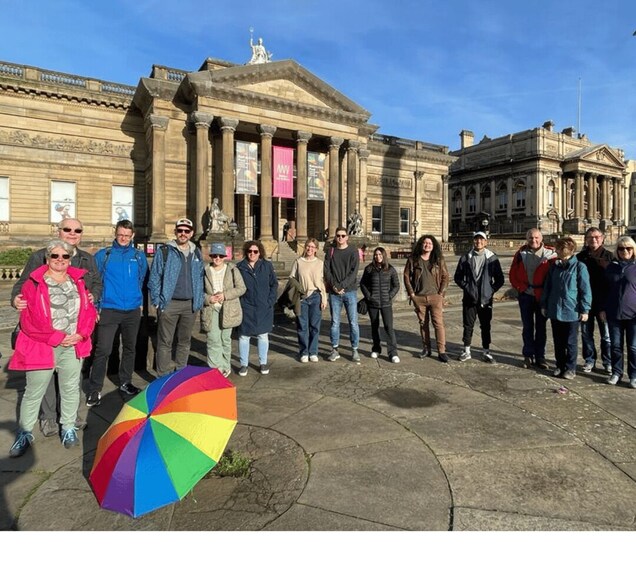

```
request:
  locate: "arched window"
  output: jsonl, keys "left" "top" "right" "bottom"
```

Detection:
{"left": 496, "top": 182, "right": 507, "bottom": 211}
{"left": 480, "top": 185, "right": 491, "bottom": 212}
{"left": 467, "top": 188, "right": 476, "bottom": 214}
{"left": 453, "top": 190, "right": 462, "bottom": 215}
{"left": 514, "top": 180, "right": 526, "bottom": 209}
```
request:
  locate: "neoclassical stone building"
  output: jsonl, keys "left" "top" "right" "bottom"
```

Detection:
{"left": 0, "top": 52, "right": 453, "bottom": 253}
{"left": 449, "top": 122, "right": 628, "bottom": 240}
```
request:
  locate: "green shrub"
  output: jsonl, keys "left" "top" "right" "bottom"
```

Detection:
{"left": 0, "top": 248, "right": 33, "bottom": 266}
{"left": 210, "top": 450, "right": 251, "bottom": 478}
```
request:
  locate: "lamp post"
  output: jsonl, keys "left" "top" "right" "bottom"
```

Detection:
{"left": 412, "top": 219, "right": 419, "bottom": 244}
{"left": 228, "top": 218, "right": 238, "bottom": 260}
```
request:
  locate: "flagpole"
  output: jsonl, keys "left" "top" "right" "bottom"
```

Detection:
{"left": 577, "top": 77, "right": 582, "bottom": 136}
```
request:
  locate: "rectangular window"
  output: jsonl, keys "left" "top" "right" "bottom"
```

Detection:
{"left": 50, "top": 181, "right": 76, "bottom": 223}
{"left": 399, "top": 208, "right": 410, "bottom": 235}
{"left": 372, "top": 205, "right": 383, "bottom": 234}
{"left": 0, "top": 177, "right": 9, "bottom": 221}
{"left": 112, "top": 185, "right": 133, "bottom": 224}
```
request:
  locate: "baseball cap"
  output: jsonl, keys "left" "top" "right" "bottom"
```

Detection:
{"left": 473, "top": 231, "right": 488, "bottom": 239}
{"left": 209, "top": 242, "right": 227, "bottom": 257}
{"left": 175, "top": 218, "right": 193, "bottom": 229}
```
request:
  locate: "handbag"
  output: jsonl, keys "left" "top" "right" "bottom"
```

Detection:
{"left": 11, "top": 323, "right": 20, "bottom": 349}
{"left": 357, "top": 298, "right": 368, "bottom": 315}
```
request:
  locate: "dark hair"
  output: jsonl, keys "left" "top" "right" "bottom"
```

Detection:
{"left": 242, "top": 239, "right": 265, "bottom": 259}
{"left": 335, "top": 226, "right": 347, "bottom": 236}
{"left": 412, "top": 234, "right": 443, "bottom": 266}
{"left": 584, "top": 227, "right": 604, "bottom": 237}
{"left": 372, "top": 246, "right": 390, "bottom": 271}
{"left": 115, "top": 219, "right": 134, "bottom": 232}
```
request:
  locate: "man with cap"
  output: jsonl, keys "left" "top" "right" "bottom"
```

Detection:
{"left": 202, "top": 242, "right": 246, "bottom": 377}
{"left": 86, "top": 219, "right": 148, "bottom": 407}
{"left": 453, "top": 231, "right": 504, "bottom": 363}
{"left": 149, "top": 218, "right": 205, "bottom": 377}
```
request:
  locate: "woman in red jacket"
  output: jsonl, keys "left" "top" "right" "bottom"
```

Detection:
{"left": 9, "top": 240, "right": 97, "bottom": 457}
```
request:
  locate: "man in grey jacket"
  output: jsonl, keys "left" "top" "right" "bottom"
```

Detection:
{"left": 149, "top": 218, "right": 205, "bottom": 377}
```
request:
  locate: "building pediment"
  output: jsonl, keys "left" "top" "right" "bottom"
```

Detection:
{"left": 563, "top": 144, "right": 625, "bottom": 170}
{"left": 179, "top": 59, "right": 371, "bottom": 125}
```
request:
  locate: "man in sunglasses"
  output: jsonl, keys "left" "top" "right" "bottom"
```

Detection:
{"left": 149, "top": 218, "right": 205, "bottom": 377}
{"left": 324, "top": 227, "right": 361, "bottom": 362}
{"left": 86, "top": 219, "right": 148, "bottom": 406}
{"left": 11, "top": 217, "right": 102, "bottom": 437}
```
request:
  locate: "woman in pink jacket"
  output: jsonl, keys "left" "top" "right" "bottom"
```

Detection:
{"left": 9, "top": 240, "right": 97, "bottom": 457}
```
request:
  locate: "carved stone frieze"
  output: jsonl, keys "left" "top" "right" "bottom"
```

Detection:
{"left": 0, "top": 128, "right": 132, "bottom": 157}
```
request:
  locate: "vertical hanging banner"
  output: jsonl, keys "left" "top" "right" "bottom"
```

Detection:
{"left": 235, "top": 141, "right": 258, "bottom": 195}
{"left": 273, "top": 146, "right": 294, "bottom": 198}
{"left": 307, "top": 151, "right": 326, "bottom": 201}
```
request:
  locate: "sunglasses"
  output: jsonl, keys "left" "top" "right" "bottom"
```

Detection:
{"left": 247, "top": 249, "right": 260, "bottom": 254}
{"left": 336, "top": 234, "right": 347, "bottom": 238}
{"left": 176, "top": 228, "right": 192, "bottom": 234}
{"left": 49, "top": 253, "right": 70, "bottom": 260}
{"left": 61, "top": 227, "right": 83, "bottom": 234}
{"left": 209, "top": 254, "right": 225, "bottom": 259}
{"left": 617, "top": 247, "right": 633, "bottom": 251}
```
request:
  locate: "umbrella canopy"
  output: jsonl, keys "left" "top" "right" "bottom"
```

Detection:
{"left": 89, "top": 366, "right": 237, "bottom": 517}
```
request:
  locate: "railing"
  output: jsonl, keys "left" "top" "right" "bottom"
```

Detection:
{"left": 0, "top": 62, "right": 24, "bottom": 78}
{"left": 40, "top": 71, "right": 86, "bottom": 88}
{"left": 101, "top": 82, "right": 136, "bottom": 96}
{"left": 0, "top": 266, "right": 22, "bottom": 280}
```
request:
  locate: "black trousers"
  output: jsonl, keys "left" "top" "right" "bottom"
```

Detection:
{"left": 462, "top": 300, "right": 493, "bottom": 348}
{"left": 368, "top": 305, "right": 398, "bottom": 357}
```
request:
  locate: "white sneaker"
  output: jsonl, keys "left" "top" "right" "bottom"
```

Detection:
{"left": 391, "top": 355, "right": 400, "bottom": 364}
{"left": 458, "top": 351, "right": 471, "bottom": 362}
{"left": 371, "top": 352, "right": 379, "bottom": 359}
{"left": 300, "top": 355, "right": 309, "bottom": 363}
{"left": 309, "top": 355, "right": 319, "bottom": 363}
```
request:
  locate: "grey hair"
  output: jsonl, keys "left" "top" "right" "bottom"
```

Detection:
{"left": 57, "top": 218, "right": 83, "bottom": 230}
{"left": 616, "top": 235, "right": 636, "bottom": 249}
{"left": 46, "top": 239, "right": 75, "bottom": 257}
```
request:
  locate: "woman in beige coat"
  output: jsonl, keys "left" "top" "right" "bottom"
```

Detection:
{"left": 202, "top": 242, "right": 246, "bottom": 377}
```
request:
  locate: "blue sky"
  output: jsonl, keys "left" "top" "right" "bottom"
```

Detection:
{"left": 4, "top": 0, "right": 636, "bottom": 157}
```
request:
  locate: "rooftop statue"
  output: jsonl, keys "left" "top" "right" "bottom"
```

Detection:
{"left": 247, "top": 29, "right": 272, "bottom": 64}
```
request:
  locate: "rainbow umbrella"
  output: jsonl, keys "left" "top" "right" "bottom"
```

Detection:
{"left": 89, "top": 366, "right": 237, "bottom": 518}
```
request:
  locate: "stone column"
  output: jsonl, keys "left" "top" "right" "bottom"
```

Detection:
{"left": 506, "top": 178, "right": 513, "bottom": 219}
{"left": 489, "top": 179, "right": 496, "bottom": 219}
{"left": 359, "top": 147, "right": 370, "bottom": 235}
{"left": 146, "top": 114, "right": 169, "bottom": 240}
{"left": 475, "top": 182, "right": 481, "bottom": 215}
{"left": 575, "top": 172, "right": 584, "bottom": 218}
{"left": 461, "top": 185, "right": 467, "bottom": 222}
{"left": 295, "top": 130, "right": 312, "bottom": 242}
{"left": 191, "top": 112, "right": 214, "bottom": 236}
{"left": 614, "top": 178, "right": 623, "bottom": 224}
{"left": 328, "top": 137, "right": 344, "bottom": 236}
{"left": 259, "top": 124, "right": 277, "bottom": 241}
{"left": 588, "top": 173, "right": 597, "bottom": 221}
{"left": 600, "top": 175, "right": 609, "bottom": 219}
{"left": 414, "top": 171, "right": 423, "bottom": 239}
{"left": 219, "top": 117, "right": 239, "bottom": 224}
{"left": 346, "top": 140, "right": 360, "bottom": 218}
{"left": 442, "top": 174, "right": 450, "bottom": 242}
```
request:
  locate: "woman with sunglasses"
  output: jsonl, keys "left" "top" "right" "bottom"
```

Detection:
{"left": 290, "top": 238, "right": 327, "bottom": 363}
{"left": 360, "top": 247, "right": 401, "bottom": 362}
{"left": 202, "top": 242, "right": 246, "bottom": 377}
{"left": 8, "top": 240, "right": 97, "bottom": 457}
{"left": 601, "top": 236, "right": 636, "bottom": 387}
{"left": 236, "top": 240, "right": 278, "bottom": 376}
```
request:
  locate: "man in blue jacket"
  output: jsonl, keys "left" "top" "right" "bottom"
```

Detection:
{"left": 149, "top": 218, "right": 205, "bottom": 377}
{"left": 86, "top": 220, "right": 148, "bottom": 407}
{"left": 454, "top": 231, "right": 504, "bottom": 363}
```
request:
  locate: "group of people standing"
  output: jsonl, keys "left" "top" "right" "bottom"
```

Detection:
{"left": 8, "top": 218, "right": 635, "bottom": 459}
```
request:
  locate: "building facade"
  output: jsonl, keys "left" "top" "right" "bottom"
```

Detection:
{"left": 448, "top": 122, "right": 628, "bottom": 241}
{"left": 0, "top": 53, "right": 453, "bottom": 253}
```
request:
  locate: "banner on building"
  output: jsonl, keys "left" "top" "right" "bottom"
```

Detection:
{"left": 235, "top": 141, "right": 258, "bottom": 195}
{"left": 273, "top": 146, "right": 294, "bottom": 198}
{"left": 307, "top": 151, "right": 326, "bottom": 201}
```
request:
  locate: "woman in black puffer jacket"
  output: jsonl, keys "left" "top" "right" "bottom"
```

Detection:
{"left": 360, "top": 247, "right": 401, "bottom": 363}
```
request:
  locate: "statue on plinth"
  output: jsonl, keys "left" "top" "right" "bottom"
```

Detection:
{"left": 347, "top": 209, "right": 363, "bottom": 236}
{"left": 208, "top": 198, "right": 229, "bottom": 233}
{"left": 247, "top": 28, "right": 272, "bottom": 64}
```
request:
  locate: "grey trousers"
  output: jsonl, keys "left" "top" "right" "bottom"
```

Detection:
{"left": 156, "top": 299, "right": 197, "bottom": 376}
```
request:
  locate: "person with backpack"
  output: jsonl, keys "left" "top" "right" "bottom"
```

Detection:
{"left": 85, "top": 220, "right": 148, "bottom": 407}
{"left": 149, "top": 218, "right": 205, "bottom": 378}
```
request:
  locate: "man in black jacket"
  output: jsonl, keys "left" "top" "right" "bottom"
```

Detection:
{"left": 577, "top": 227, "right": 613, "bottom": 375}
{"left": 11, "top": 217, "right": 101, "bottom": 437}
{"left": 454, "top": 231, "right": 504, "bottom": 363}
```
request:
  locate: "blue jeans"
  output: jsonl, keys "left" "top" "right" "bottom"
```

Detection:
{"left": 551, "top": 319, "right": 579, "bottom": 372}
{"left": 518, "top": 293, "right": 547, "bottom": 360}
{"left": 296, "top": 291, "right": 322, "bottom": 357}
{"left": 607, "top": 318, "right": 636, "bottom": 381}
{"left": 581, "top": 312, "right": 611, "bottom": 367}
{"left": 328, "top": 290, "right": 359, "bottom": 350}
{"left": 238, "top": 333, "right": 269, "bottom": 367}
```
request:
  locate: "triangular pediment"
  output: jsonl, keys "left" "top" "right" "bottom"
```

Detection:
{"left": 181, "top": 59, "right": 370, "bottom": 121}
{"left": 563, "top": 144, "right": 625, "bottom": 169}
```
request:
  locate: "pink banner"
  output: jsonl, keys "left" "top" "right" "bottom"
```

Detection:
{"left": 273, "top": 146, "right": 294, "bottom": 198}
